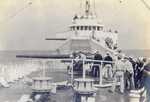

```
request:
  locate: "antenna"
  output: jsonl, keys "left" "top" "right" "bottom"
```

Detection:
{"left": 140, "top": 0, "right": 150, "bottom": 11}
{"left": 85, "top": 0, "right": 91, "bottom": 17}
{"left": 83, "top": 0, "right": 97, "bottom": 18}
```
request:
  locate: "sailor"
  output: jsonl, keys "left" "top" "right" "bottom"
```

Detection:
{"left": 143, "top": 59, "right": 150, "bottom": 102}
{"left": 67, "top": 52, "right": 74, "bottom": 73}
{"left": 79, "top": 51, "right": 86, "bottom": 60}
{"left": 92, "top": 51, "right": 103, "bottom": 77}
{"left": 103, "top": 52, "right": 113, "bottom": 79}
{"left": 110, "top": 55, "right": 126, "bottom": 93}
{"left": 123, "top": 57, "right": 134, "bottom": 90}
{"left": 114, "top": 49, "right": 123, "bottom": 62}
{"left": 134, "top": 57, "right": 145, "bottom": 89}
{"left": 74, "top": 52, "right": 82, "bottom": 72}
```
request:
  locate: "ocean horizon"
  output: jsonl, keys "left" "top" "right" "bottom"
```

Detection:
{"left": 0, "top": 49, "right": 149, "bottom": 61}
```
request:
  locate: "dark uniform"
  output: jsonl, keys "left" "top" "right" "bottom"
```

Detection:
{"left": 103, "top": 54, "right": 113, "bottom": 67}
{"left": 134, "top": 60, "right": 144, "bottom": 89}
{"left": 103, "top": 54, "right": 113, "bottom": 79}
{"left": 143, "top": 62, "right": 150, "bottom": 102}
{"left": 92, "top": 52, "right": 103, "bottom": 77}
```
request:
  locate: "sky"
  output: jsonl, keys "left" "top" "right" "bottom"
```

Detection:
{"left": 0, "top": 0, "right": 150, "bottom": 50}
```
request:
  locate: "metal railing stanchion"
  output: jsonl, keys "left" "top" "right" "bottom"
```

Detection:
{"left": 99, "top": 62, "right": 103, "bottom": 85}
{"left": 82, "top": 59, "right": 86, "bottom": 79}
{"left": 71, "top": 59, "right": 74, "bottom": 84}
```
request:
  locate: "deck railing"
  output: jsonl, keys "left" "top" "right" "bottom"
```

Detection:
{"left": 29, "top": 58, "right": 115, "bottom": 87}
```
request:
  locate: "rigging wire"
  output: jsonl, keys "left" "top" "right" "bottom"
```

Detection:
{"left": 118, "top": 0, "right": 150, "bottom": 11}
{"left": 140, "top": 0, "right": 150, "bottom": 10}
{"left": 1, "top": 0, "right": 150, "bottom": 25}
{"left": 0, "top": 1, "right": 32, "bottom": 25}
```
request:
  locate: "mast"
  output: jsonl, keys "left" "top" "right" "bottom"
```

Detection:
{"left": 84, "top": 0, "right": 96, "bottom": 18}
{"left": 73, "top": 0, "right": 97, "bottom": 20}
{"left": 85, "top": 0, "right": 90, "bottom": 17}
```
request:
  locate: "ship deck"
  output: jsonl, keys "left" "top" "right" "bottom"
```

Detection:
{"left": 0, "top": 69, "right": 129, "bottom": 102}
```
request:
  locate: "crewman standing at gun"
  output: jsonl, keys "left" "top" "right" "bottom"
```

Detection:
{"left": 123, "top": 57, "right": 134, "bottom": 90}
{"left": 103, "top": 52, "right": 113, "bottom": 79}
{"left": 109, "top": 55, "right": 126, "bottom": 93}
{"left": 143, "top": 59, "right": 150, "bottom": 102}
{"left": 92, "top": 51, "right": 103, "bottom": 77}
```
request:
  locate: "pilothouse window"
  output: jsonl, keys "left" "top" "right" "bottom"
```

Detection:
{"left": 72, "top": 26, "right": 104, "bottom": 31}
{"left": 97, "top": 26, "right": 100, "bottom": 31}
{"left": 89, "top": 26, "right": 91, "bottom": 30}
{"left": 77, "top": 26, "right": 79, "bottom": 30}
{"left": 72, "top": 26, "right": 75, "bottom": 30}
{"left": 85, "top": 26, "right": 88, "bottom": 30}
{"left": 84, "top": 82, "right": 86, "bottom": 88}
{"left": 93, "top": 26, "right": 96, "bottom": 30}
{"left": 81, "top": 26, "right": 83, "bottom": 30}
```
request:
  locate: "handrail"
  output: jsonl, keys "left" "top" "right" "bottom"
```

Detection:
{"left": 26, "top": 58, "right": 114, "bottom": 84}
{"left": 28, "top": 58, "right": 115, "bottom": 64}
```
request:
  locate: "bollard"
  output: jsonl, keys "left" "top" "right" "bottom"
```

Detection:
{"left": 129, "top": 90, "right": 141, "bottom": 102}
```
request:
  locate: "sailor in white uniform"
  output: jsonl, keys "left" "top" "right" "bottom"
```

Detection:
{"left": 123, "top": 57, "right": 134, "bottom": 90}
{"left": 110, "top": 55, "right": 126, "bottom": 93}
